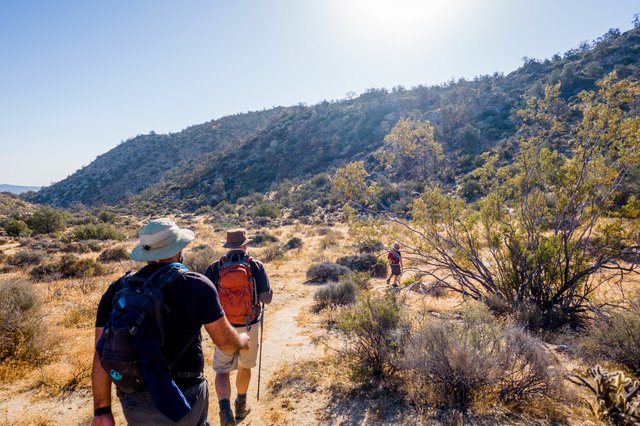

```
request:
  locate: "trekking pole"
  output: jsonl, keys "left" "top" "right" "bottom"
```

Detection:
{"left": 256, "top": 303, "right": 265, "bottom": 401}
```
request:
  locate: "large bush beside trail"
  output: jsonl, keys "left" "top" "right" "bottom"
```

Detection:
{"left": 402, "top": 303, "right": 563, "bottom": 412}
{"left": 313, "top": 277, "right": 357, "bottom": 311}
{"left": 306, "top": 262, "right": 350, "bottom": 282}
{"left": 580, "top": 299, "right": 640, "bottom": 375}
{"left": 336, "top": 254, "right": 388, "bottom": 278}
{"left": 4, "top": 219, "right": 30, "bottom": 237}
{"left": 335, "top": 292, "right": 407, "bottom": 381}
{"left": 25, "top": 206, "right": 67, "bottom": 235}
{"left": 0, "top": 278, "right": 47, "bottom": 363}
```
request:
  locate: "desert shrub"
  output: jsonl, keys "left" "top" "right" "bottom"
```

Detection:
{"left": 97, "top": 246, "right": 129, "bottom": 263}
{"left": 72, "top": 223, "right": 123, "bottom": 241}
{"left": 252, "top": 203, "right": 281, "bottom": 219}
{"left": 320, "top": 230, "right": 342, "bottom": 249}
{"left": 30, "top": 254, "right": 105, "bottom": 281}
{"left": 306, "top": 262, "right": 350, "bottom": 282}
{"left": 403, "top": 302, "right": 562, "bottom": 411}
{"left": 336, "top": 254, "right": 377, "bottom": 272}
{"left": 350, "top": 271, "right": 371, "bottom": 290}
{"left": 25, "top": 206, "right": 66, "bottom": 234}
{"left": 355, "top": 239, "right": 384, "bottom": 254}
{"left": 314, "top": 278, "right": 357, "bottom": 311}
{"left": 316, "top": 227, "right": 332, "bottom": 236}
{"left": 5, "top": 219, "right": 30, "bottom": 237}
{"left": 28, "top": 237, "right": 66, "bottom": 253}
{"left": 569, "top": 365, "right": 640, "bottom": 425}
{"left": 0, "top": 278, "right": 46, "bottom": 363}
{"left": 284, "top": 237, "right": 303, "bottom": 250}
{"left": 63, "top": 240, "right": 103, "bottom": 254}
{"left": 335, "top": 292, "right": 407, "bottom": 381}
{"left": 8, "top": 249, "right": 45, "bottom": 267}
{"left": 183, "top": 244, "right": 220, "bottom": 275}
{"left": 371, "top": 259, "right": 388, "bottom": 278}
{"left": 250, "top": 231, "right": 279, "bottom": 247}
{"left": 261, "top": 243, "right": 284, "bottom": 263}
{"left": 580, "top": 300, "right": 640, "bottom": 374}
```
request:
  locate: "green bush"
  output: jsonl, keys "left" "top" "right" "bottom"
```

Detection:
{"left": 335, "top": 292, "right": 407, "bottom": 381}
{"left": 25, "top": 206, "right": 66, "bottom": 234}
{"left": 250, "top": 231, "right": 279, "bottom": 247}
{"left": 580, "top": 299, "right": 640, "bottom": 375}
{"left": 5, "top": 219, "right": 31, "bottom": 237}
{"left": 97, "top": 246, "right": 130, "bottom": 263}
{"left": 72, "top": 223, "right": 123, "bottom": 241}
{"left": 284, "top": 237, "right": 303, "bottom": 250}
{"left": 355, "top": 240, "right": 384, "bottom": 254}
{"left": 306, "top": 262, "right": 350, "bottom": 282}
{"left": 371, "top": 259, "right": 389, "bottom": 278}
{"left": 0, "top": 278, "right": 47, "bottom": 363}
{"left": 403, "top": 302, "right": 562, "bottom": 411}
{"left": 252, "top": 203, "right": 281, "bottom": 219}
{"left": 30, "top": 254, "right": 105, "bottom": 281}
{"left": 314, "top": 278, "right": 357, "bottom": 311}
{"left": 336, "top": 254, "right": 378, "bottom": 272}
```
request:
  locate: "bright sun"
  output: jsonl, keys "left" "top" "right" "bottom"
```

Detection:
{"left": 341, "top": 0, "right": 459, "bottom": 40}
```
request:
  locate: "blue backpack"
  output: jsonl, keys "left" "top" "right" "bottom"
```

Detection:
{"left": 96, "top": 263, "right": 194, "bottom": 422}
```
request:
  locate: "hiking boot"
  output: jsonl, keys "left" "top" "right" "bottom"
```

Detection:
{"left": 234, "top": 398, "right": 251, "bottom": 421}
{"left": 219, "top": 408, "right": 236, "bottom": 426}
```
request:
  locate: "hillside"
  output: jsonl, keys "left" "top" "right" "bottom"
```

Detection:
{"left": 30, "top": 26, "right": 640, "bottom": 211}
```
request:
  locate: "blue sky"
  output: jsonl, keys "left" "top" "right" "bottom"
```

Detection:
{"left": 1, "top": 0, "right": 638, "bottom": 186}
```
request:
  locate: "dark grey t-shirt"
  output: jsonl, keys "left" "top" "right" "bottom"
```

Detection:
{"left": 96, "top": 263, "right": 224, "bottom": 376}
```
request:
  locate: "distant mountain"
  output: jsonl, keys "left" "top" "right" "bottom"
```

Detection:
{"left": 30, "top": 26, "right": 640, "bottom": 212}
{"left": 0, "top": 184, "right": 41, "bottom": 194}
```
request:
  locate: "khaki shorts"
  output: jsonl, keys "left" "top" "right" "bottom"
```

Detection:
{"left": 213, "top": 325, "right": 260, "bottom": 373}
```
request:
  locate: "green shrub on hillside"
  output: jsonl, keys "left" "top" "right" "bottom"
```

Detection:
{"left": 252, "top": 203, "right": 280, "bottom": 219}
{"left": 72, "top": 223, "right": 123, "bottom": 241}
{"left": 284, "top": 237, "right": 303, "bottom": 250}
{"left": 97, "top": 246, "right": 130, "bottom": 263}
{"left": 250, "top": 231, "right": 279, "bottom": 246}
{"left": 25, "top": 206, "right": 67, "bottom": 235}
{"left": 4, "top": 219, "right": 31, "bottom": 237}
{"left": 30, "top": 254, "right": 105, "bottom": 281}
{"left": 7, "top": 249, "right": 45, "bottom": 267}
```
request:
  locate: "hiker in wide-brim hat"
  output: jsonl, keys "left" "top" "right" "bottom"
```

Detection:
{"left": 92, "top": 217, "right": 250, "bottom": 426}
{"left": 130, "top": 218, "right": 195, "bottom": 262}
{"left": 221, "top": 228, "right": 253, "bottom": 249}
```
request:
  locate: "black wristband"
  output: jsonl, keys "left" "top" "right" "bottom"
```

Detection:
{"left": 94, "top": 406, "right": 112, "bottom": 416}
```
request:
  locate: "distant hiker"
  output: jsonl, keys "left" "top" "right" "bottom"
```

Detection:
{"left": 386, "top": 243, "right": 403, "bottom": 287}
{"left": 92, "top": 218, "right": 250, "bottom": 426}
{"left": 205, "top": 228, "right": 273, "bottom": 426}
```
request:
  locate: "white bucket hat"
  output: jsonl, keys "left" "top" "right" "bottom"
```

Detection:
{"left": 130, "top": 218, "right": 195, "bottom": 262}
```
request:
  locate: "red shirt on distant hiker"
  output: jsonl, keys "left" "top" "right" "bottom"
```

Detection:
{"left": 386, "top": 243, "right": 403, "bottom": 287}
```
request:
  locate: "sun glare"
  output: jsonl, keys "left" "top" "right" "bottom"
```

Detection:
{"left": 339, "top": 0, "right": 460, "bottom": 41}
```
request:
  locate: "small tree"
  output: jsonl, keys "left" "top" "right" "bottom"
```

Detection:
{"left": 26, "top": 206, "right": 67, "bottom": 234}
{"left": 336, "top": 73, "right": 640, "bottom": 329}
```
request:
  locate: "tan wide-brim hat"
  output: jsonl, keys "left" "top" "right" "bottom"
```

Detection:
{"left": 130, "top": 218, "right": 195, "bottom": 262}
{"left": 222, "top": 228, "right": 252, "bottom": 249}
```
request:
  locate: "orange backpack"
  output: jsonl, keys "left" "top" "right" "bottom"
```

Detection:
{"left": 217, "top": 253, "right": 259, "bottom": 326}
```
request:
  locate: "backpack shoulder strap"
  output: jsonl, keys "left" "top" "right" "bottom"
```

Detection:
{"left": 146, "top": 263, "right": 189, "bottom": 290}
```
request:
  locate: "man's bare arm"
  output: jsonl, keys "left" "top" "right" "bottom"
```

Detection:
{"left": 91, "top": 327, "right": 115, "bottom": 425}
{"left": 203, "top": 316, "right": 250, "bottom": 353}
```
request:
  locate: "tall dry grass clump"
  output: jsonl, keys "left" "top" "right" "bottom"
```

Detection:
{"left": 0, "top": 278, "right": 48, "bottom": 364}
{"left": 402, "top": 302, "right": 563, "bottom": 412}
{"left": 580, "top": 297, "right": 640, "bottom": 375}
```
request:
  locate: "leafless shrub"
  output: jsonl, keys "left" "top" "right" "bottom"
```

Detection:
{"left": 183, "top": 244, "right": 222, "bottom": 274}
{"left": 402, "top": 302, "right": 562, "bottom": 412}
{"left": 7, "top": 249, "right": 45, "bottom": 267}
{"left": 0, "top": 278, "right": 48, "bottom": 363}
{"left": 97, "top": 246, "right": 129, "bottom": 263}
{"left": 306, "top": 262, "right": 350, "bottom": 282}
{"left": 313, "top": 278, "right": 357, "bottom": 312}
